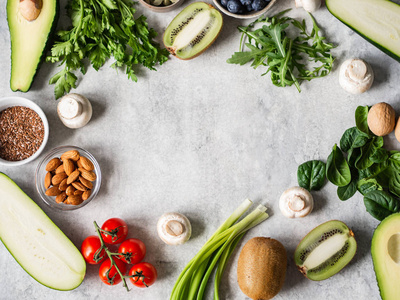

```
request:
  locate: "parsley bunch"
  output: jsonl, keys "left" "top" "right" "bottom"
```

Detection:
{"left": 227, "top": 10, "right": 335, "bottom": 92}
{"left": 47, "top": 0, "right": 169, "bottom": 99}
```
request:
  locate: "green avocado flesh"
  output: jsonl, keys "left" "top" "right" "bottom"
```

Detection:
{"left": 163, "top": 2, "right": 223, "bottom": 60}
{"left": 0, "top": 173, "right": 86, "bottom": 290}
{"left": 372, "top": 213, "right": 400, "bottom": 300}
{"left": 7, "top": 0, "right": 58, "bottom": 92}
{"left": 294, "top": 220, "right": 357, "bottom": 281}
{"left": 326, "top": 0, "right": 400, "bottom": 62}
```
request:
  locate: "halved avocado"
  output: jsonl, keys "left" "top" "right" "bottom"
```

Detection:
{"left": 7, "top": 0, "right": 59, "bottom": 92}
{"left": 372, "top": 213, "right": 400, "bottom": 300}
{"left": 0, "top": 173, "right": 86, "bottom": 290}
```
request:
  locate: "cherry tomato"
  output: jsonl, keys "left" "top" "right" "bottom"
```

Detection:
{"left": 118, "top": 238, "right": 146, "bottom": 264}
{"left": 81, "top": 236, "right": 106, "bottom": 265}
{"left": 99, "top": 258, "right": 127, "bottom": 285}
{"left": 128, "top": 262, "right": 157, "bottom": 288}
{"left": 101, "top": 218, "right": 128, "bottom": 244}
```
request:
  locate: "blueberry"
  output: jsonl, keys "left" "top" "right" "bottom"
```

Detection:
{"left": 245, "top": 3, "right": 253, "bottom": 11}
{"left": 239, "top": 0, "right": 252, "bottom": 6}
{"left": 252, "top": 0, "right": 268, "bottom": 11}
{"left": 220, "top": 0, "right": 229, "bottom": 7}
{"left": 227, "top": 0, "right": 244, "bottom": 13}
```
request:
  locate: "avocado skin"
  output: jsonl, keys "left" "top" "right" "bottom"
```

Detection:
{"left": 371, "top": 213, "right": 400, "bottom": 300}
{"left": 7, "top": 0, "right": 60, "bottom": 92}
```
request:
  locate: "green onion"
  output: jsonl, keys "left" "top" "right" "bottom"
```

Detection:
{"left": 170, "top": 199, "right": 269, "bottom": 300}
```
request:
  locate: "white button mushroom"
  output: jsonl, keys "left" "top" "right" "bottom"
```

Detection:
{"left": 57, "top": 93, "right": 92, "bottom": 129}
{"left": 279, "top": 187, "right": 313, "bottom": 218}
{"left": 339, "top": 58, "right": 374, "bottom": 94}
{"left": 295, "top": 0, "right": 321, "bottom": 12}
{"left": 157, "top": 212, "right": 192, "bottom": 245}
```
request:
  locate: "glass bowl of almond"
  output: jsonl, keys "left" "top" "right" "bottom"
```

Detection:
{"left": 35, "top": 146, "right": 102, "bottom": 210}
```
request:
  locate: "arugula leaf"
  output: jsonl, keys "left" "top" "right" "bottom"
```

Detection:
{"left": 47, "top": 0, "right": 169, "bottom": 98}
{"left": 228, "top": 9, "right": 335, "bottom": 92}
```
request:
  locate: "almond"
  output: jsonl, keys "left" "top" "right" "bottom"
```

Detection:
{"left": 66, "top": 185, "right": 76, "bottom": 196}
{"left": 79, "top": 176, "right": 93, "bottom": 189}
{"left": 82, "top": 190, "right": 91, "bottom": 201}
{"left": 45, "top": 186, "right": 62, "bottom": 196}
{"left": 66, "top": 195, "right": 83, "bottom": 205}
{"left": 79, "top": 156, "right": 94, "bottom": 171}
{"left": 44, "top": 172, "right": 52, "bottom": 189}
{"left": 63, "top": 159, "right": 75, "bottom": 176}
{"left": 56, "top": 192, "right": 67, "bottom": 203}
{"left": 55, "top": 164, "right": 65, "bottom": 174}
{"left": 72, "top": 182, "right": 87, "bottom": 191}
{"left": 79, "top": 168, "right": 96, "bottom": 182}
{"left": 58, "top": 178, "right": 68, "bottom": 191}
{"left": 74, "top": 190, "right": 84, "bottom": 196}
{"left": 45, "top": 158, "right": 61, "bottom": 171}
{"left": 77, "top": 159, "right": 83, "bottom": 168}
{"left": 52, "top": 172, "right": 67, "bottom": 186}
{"left": 61, "top": 150, "right": 80, "bottom": 162}
{"left": 67, "top": 169, "right": 80, "bottom": 185}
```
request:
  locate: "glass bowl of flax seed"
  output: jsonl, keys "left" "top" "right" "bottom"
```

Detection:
{"left": 0, "top": 97, "right": 49, "bottom": 167}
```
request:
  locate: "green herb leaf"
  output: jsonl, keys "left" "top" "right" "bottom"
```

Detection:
{"left": 228, "top": 10, "right": 335, "bottom": 92}
{"left": 355, "top": 106, "right": 370, "bottom": 134}
{"left": 297, "top": 160, "right": 326, "bottom": 191}
{"left": 357, "top": 178, "right": 382, "bottom": 195}
{"left": 326, "top": 144, "right": 351, "bottom": 187}
{"left": 337, "top": 180, "right": 357, "bottom": 201}
{"left": 47, "top": 0, "right": 169, "bottom": 98}
{"left": 364, "top": 190, "right": 400, "bottom": 221}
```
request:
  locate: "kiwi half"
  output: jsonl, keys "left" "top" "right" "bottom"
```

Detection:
{"left": 294, "top": 220, "right": 357, "bottom": 281}
{"left": 163, "top": 2, "right": 223, "bottom": 60}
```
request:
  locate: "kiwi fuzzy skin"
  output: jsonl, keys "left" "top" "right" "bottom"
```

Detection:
{"left": 237, "top": 237, "right": 287, "bottom": 300}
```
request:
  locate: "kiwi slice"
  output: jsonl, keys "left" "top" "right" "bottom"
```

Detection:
{"left": 294, "top": 220, "right": 357, "bottom": 281}
{"left": 163, "top": 2, "right": 223, "bottom": 60}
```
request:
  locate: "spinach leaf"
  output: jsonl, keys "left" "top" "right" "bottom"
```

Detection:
{"left": 326, "top": 144, "right": 351, "bottom": 187}
{"left": 355, "top": 139, "right": 377, "bottom": 170}
{"left": 297, "top": 160, "right": 326, "bottom": 191}
{"left": 347, "top": 147, "right": 361, "bottom": 168}
{"left": 364, "top": 190, "right": 400, "bottom": 221}
{"left": 357, "top": 178, "right": 382, "bottom": 195}
{"left": 389, "top": 171, "right": 400, "bottom": 197}
{"left": 370, "top": 148, "right": 389, "bottom": 163}
{"left": 337, "top": 180, "right": 357, "bottom": 201}
{"left": 340, "top": 127, "right": 370, "bottom": 152}
{"left": 355, "top": 106, "right": 370, "bottom": 134}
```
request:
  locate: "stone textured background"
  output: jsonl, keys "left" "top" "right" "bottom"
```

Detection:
{"left": 1, "top": 0, "right": 399, "bottom": 299}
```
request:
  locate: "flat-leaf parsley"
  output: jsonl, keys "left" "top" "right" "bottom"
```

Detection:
{"left": 47, "top": 0, "right": 169, "bottom": 98}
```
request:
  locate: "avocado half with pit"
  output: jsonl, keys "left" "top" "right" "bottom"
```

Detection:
{"left": 163, "top": 2, "right": 223, "bottom": 60}
{"left": 0, "top": 173, "right": 86, "bottom": 290}
{"left": 372, "top": 213, "right": 400, "bottom": 300}
{"left": 7, "top": 0, "right": 59, "bottom": 92}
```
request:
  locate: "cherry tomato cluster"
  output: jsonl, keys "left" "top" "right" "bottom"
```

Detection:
{"left": 81, "top": 218, "right": 157, "bottom": 289}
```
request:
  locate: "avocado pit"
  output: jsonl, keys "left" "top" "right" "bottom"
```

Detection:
{"left": 387, "top": 233, "right": 400, "bottom": 264}
{"left": 20, "top": 0, "right": 42, "bottom": 21}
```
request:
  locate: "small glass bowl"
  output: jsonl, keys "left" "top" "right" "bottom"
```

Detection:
{"left": 35, "top": 146, "right": 102, "bottom": 211}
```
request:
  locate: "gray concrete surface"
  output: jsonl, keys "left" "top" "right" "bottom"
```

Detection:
{"left": 1, "top": 0, "right": 399, "bottom": 299}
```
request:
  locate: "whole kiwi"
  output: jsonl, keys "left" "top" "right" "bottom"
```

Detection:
{"left": 237, "top": 237, "right": 287, "bottom": 300}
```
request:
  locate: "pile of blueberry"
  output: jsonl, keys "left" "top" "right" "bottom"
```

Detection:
{"left": 220, "top": 0, "right": 271, "bottom": 14}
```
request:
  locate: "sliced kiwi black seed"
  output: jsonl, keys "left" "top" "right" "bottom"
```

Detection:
{"left": 163, "top": 2, "right": 223, "bottom": 60}
{"left": 294, "top": 220, "right": 357, "bottom": 281}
